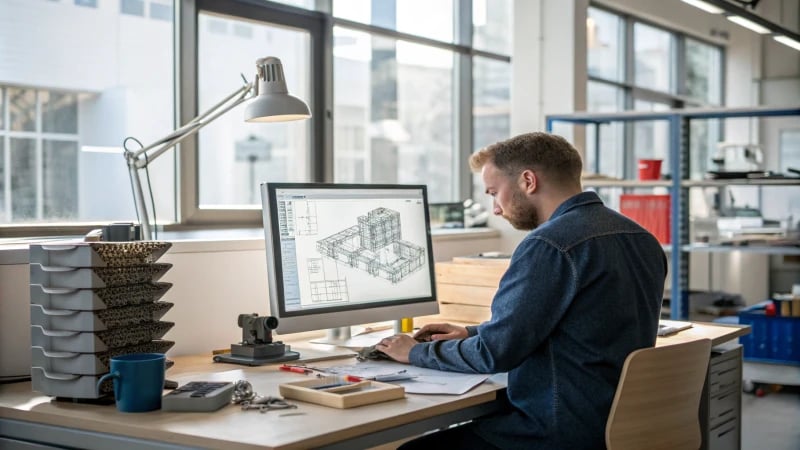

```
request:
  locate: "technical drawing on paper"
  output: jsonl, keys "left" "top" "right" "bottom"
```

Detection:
{"left": 316, "top": 207, "right": 426, "bottom": 284}
{"left": 306, "top": 257, "right": 349, "bottom": 304}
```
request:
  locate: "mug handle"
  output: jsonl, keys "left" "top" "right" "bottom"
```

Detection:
{"left": 97, "top": 371, "right": 120, "bottom": 399}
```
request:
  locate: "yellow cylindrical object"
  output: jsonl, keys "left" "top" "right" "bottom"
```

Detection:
{"left": 400, "top": 317, "right": 414, "bottom": 333}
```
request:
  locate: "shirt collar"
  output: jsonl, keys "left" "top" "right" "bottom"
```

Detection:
{"left": 549, "top": 191, "right": 603, "bottom": 222}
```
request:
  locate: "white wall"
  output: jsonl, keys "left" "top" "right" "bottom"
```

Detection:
{"left": 0, "top": 231, "right": 501, "bottom": 378}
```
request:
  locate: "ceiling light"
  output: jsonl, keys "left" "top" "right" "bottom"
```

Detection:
{"left": 681, "top": 0, "right": 724, "bottom": 14}
{"left": 774, "top": 35, "right": 800, "bottom": 51}
{"left": 726, "top": 15, "right": 771, "bottom": 34}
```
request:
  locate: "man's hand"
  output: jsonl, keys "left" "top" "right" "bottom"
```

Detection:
{"left": 413, "top": 323, "right": 468, "bottom": 342}
{"left": 374, "top": 334, "right": 418, "bottom": 363}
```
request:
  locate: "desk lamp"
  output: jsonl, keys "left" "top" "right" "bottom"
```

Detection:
{"left": 123, "top": 57, "right": 311, "bottom": 240}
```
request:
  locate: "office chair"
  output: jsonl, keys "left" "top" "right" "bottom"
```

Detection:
{"left": 605, "top": 338, "right": 712, "bottom": 450}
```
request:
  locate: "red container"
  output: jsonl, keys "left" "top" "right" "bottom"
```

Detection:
{"left": 638, "top": 159, "right": 663, "bottom": 180}
{"left": 620, "top": 194, "right": 671, "bottom": 244}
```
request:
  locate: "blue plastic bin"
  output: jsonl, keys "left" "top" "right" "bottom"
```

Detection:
{"left": 738, "top": 310, "right": 800, "bottom": 365}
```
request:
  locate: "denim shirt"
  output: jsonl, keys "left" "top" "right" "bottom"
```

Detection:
{"left": 409, "top": 191, "right": 667, "bottom": 449}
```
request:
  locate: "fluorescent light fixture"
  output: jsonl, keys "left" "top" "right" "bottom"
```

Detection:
{"left": 774, "top": 35, "right": 800, "bottom": 51}
{"left": 726, "top": 15, "right": 771, "bottom": 34}
{"left": 681, "top": 0, "right": 724, "bottom": 14}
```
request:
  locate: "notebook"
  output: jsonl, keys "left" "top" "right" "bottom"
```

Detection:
{"left": 657, "top": 320, "right": 693, "bottom": 336}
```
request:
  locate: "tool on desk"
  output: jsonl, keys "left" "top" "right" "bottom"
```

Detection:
{"left": 314, "top": 380, "right": 371, "bottom": 393}
{"left": 343, "top": 370, "right": 416, "bottom": 383}
{"left": 161, "top": 381, "right": 234, "bottom": 412}
{"left": 212, "top": 314, "right": 300, "bottom": 366}
{"left": 279, "top": 364, "right": 312, "bottom": 375}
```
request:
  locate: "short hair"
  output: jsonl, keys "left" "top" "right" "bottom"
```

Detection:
{"left": 469, "top": 132, "right": 583, "bottom": 186}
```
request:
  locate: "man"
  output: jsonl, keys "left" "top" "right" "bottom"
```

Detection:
{"left": 376, "top": 132, "right": 667, "bottom": 449}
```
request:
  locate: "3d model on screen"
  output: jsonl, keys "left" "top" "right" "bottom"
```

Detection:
{"left": 316, "top": 207, "right": 426, "bottom": 284}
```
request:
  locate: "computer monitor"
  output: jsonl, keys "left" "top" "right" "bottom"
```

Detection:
{"left": 261, "top": 182, "right": 439, "bottom": 343}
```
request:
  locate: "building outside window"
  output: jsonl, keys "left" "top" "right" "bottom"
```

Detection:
{"left": 0, "top": 0, "right": 174, "bottom": 227}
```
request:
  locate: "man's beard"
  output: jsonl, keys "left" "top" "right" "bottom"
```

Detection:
{"left": 504, "top": 188, "right": 539, "bottom": 231}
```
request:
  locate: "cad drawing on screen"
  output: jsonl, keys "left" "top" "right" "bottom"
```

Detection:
{"left": 261, "top": 183, "right": 439, "bottom": 344}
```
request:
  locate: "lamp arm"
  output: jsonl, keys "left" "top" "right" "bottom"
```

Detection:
{"left": 128, "top": 80, "right": 254, "bottom": 167}
{"left": 124, "top": 78, "right": 254, "bottom": 240}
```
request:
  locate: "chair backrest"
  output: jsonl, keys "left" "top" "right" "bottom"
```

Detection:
{"left": 605, "top": 338, "right": 712, "bottom": 450}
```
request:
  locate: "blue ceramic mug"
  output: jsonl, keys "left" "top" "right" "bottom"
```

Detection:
{"left": 97, "top": 353, "right": 165, "bottom": 412}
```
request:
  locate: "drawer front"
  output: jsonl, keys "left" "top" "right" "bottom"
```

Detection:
{"left": 709, "top": 358, "right": 740, "bottom": 397}
{"left": 709, "top": 389, "right": 740, "bottom": 430}
{"left": 707, "top": 418, "right": 739, "bottom": 450}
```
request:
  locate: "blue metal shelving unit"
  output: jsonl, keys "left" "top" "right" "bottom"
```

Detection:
{"left": 546, "top": 105, "right": 800, "bottom": 320}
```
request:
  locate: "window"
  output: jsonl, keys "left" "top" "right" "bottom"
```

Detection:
{"left": 586, "top": 5, "right": 724, "bottom": 180}
{"left": 586, "top": 81, "right": 624, "bottom": 176}
{"left": 4, "top": 0, "right": 511, "bottom": 233}
{"left": 1, "top": 88, "right": 79, "bottom": 222}
{"left": 473, "top": 0, "right": 512, "bottom": 55}
{"left": 473, "top": 56, "right": 511, "bottom": 151}
{"left": 587, "top": 7, "right": 624, "bottom": 82}
{"left": 333, "top": 0, "right": 454, "bottom": 43}
{"left": 197, "top": 12, "right": 312, "bottom": 208}
{"left": 121, "top": 0, "right": 145, "bottom": 16}
{"left": 685, "top": 38, "right": 722, "bottom": 105}
{"left": 332, "top": 1, "right": 511, "bottom": 203}
{"left": 633, "top": 22, "right": 676, "bottom": 94}
{"left": 150, "top": 1, "right": 173, "bottom": 21}
{"left": 332, "top": 28, "right": 455, "bottom": 201}
{"left": 0, "top": 0, "right": 174, "bottom": 226}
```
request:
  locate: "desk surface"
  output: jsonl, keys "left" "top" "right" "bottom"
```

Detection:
{"left": 0, "top": 322, "right": 747, "bottom": 450}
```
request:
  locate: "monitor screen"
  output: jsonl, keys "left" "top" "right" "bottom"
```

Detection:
{"left": 261, "top": 183, "right": 439, "bottom": 336}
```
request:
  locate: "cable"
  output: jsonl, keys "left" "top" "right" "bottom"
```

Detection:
{"left": 143, "top": 153, "right": 157, "bottom": 240}
{"left": 123, "top": 136, "right": 144, "bottom": 225}
{"left": 123, "top": 136, "right": 157, "bottom": 239}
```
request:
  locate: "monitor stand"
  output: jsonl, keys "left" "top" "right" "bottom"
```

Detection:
{"left": 309, "top": 326, "right": 352, "bottom": 346}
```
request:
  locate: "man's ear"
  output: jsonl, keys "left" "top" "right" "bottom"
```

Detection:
{"left": 520, "top": 169, "right": 537, "bottom": 194}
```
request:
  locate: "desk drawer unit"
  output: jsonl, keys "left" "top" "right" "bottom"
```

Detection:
{"left": 700, "top": 344, "right": 742, "bottom": 450}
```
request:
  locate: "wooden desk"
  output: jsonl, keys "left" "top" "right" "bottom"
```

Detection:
{"left": 0, "top": 346, "right": 504, "bottom": 450}
{"left": 656, "top": 321, "right": 749, "bottom": 347}
{"left": 0, "top": 323, "right": 747, "bottom": 450}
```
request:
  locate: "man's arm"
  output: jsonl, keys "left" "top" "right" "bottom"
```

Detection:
{"left": 408, "top": 237, "right": 577, "bottom": 374}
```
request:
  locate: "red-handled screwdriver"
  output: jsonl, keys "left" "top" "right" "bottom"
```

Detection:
{"left": 279, "top": 364, "right": 312, "bottom": 374}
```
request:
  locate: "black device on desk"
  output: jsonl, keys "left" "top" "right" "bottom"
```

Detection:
{"left": 162, "top": 381, "right": 234, "bottom": 412}
{"left": 213, "top": 313, "right": 300, "bottom": 366}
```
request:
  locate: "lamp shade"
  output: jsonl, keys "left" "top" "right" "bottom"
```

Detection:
{"left": 245, "top": 56, "right": 311, "bottom": 123}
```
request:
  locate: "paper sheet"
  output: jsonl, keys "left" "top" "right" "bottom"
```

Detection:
{"left": 321, "top": 360, "right": 489, "bottom": 395}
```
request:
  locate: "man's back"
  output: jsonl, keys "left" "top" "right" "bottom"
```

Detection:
{"left": 413, "top": 191, "right": 667, "bottom": 449}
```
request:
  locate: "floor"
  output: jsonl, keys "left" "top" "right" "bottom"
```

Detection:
{"left": 741, "top": 362, "right": 800, "bottom": 450}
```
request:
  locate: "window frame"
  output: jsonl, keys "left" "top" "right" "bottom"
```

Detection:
{"left": 179, "top": 0, "right": 328, "bottom": 228}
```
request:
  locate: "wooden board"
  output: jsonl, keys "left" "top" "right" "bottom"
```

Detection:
{"left": 279, "top": 379, "right": 405, "bottom": 409}
{"left": 437, "top": 303, "right": 492, "bottom": 323}
{"left": 435, "top": 262, "right": 508, "bottom": 287}
{"left": 437, "top": 283, "right": 496, "bottom": 307}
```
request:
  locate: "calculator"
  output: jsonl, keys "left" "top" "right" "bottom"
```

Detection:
{"left": 161, "top": 381, "right": 234, "bottom": 412}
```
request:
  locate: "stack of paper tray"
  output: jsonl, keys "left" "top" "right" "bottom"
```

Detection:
{"left": 28, "top": 241, "right": 175, "bottom": 399}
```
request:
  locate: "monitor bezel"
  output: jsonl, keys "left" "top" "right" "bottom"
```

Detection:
{"left": 261, "top": 182, "right": 439, "bottom": 334}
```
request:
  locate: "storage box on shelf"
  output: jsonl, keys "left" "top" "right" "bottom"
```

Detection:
{"left": 28, "top": 241, "right": 175, "bottom": 399}
{"left": 737, "top": 310, "right": 799, "bottom": 365}
{"left": 619, "top": 194, "right": 671, "bottom": 244}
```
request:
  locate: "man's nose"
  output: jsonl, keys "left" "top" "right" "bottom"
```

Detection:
{"left": 492, "top": 200, "right": 502, "bottom": 215}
